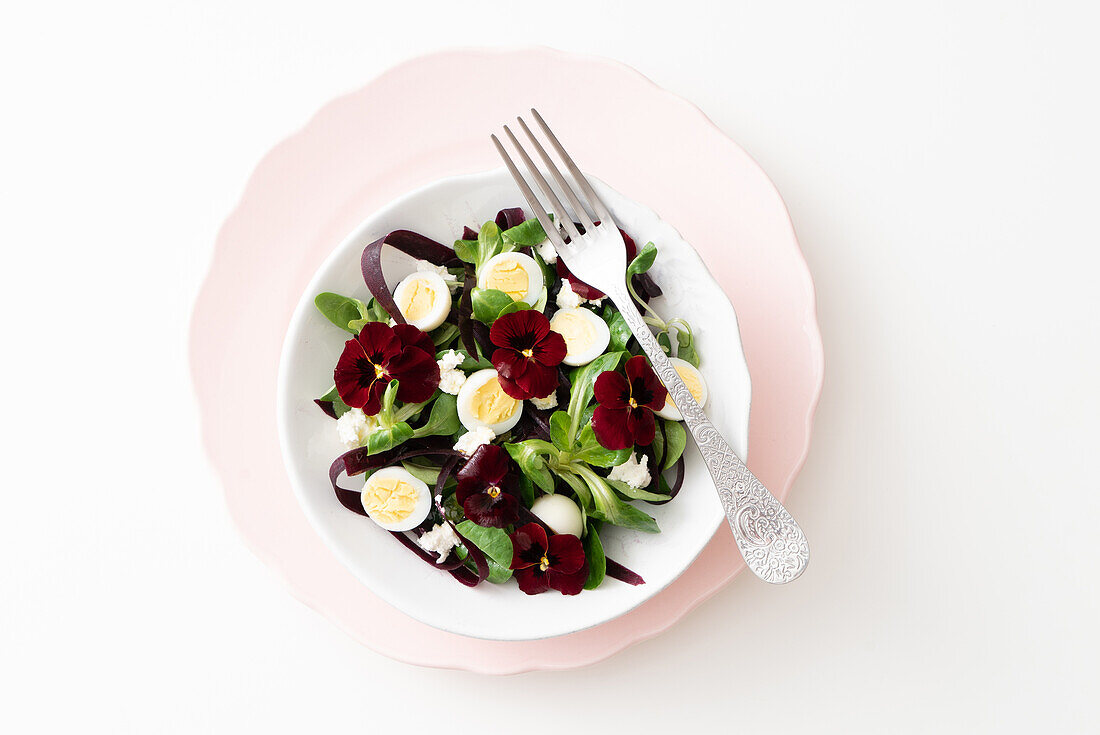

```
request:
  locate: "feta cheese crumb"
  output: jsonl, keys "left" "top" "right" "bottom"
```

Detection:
{"left": 608, "top": 452, "right": 651, "bottom": 489}
{"left": 453, "top": 426, "right": 497, "bottom": 456}
{"left": 536, "top": 240, "right": 558, "bottom": 264}
{"left": 437, "top": 349, "right": 464, "bottom": 370}
{"left": 418, "top": 522, "right": 462, "bottom": 563}
{"left": 436, "top": 349, "right": 467, "bottom": 395}
{"left": 530, "top": 392, "right": 558, "bottom": 410}
{"left": 335, "top": 408, "right": 377, "bottom": 449}
{"left": 416, "top": 259, "right": 458, "bottom": 284}
{"left": 555, "top": 279, "right": 585, "bottom": 309}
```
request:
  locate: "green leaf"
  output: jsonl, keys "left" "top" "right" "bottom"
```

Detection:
{"left": 454, "top": 544, "right": 512, "bottom": 584}
{"left": 367, "top": 297, "right": 390, "bottom": 323}
{"left": 471, "top": 287, "right": 519, "bottom": 324}
{"left": 318, "top": 385, "right": 352, "bottom": 418}
{"left": 517, "top": 473, "right": 535, "bottom": 508}
{"left": 456, "top": 520, "right": 514, "bottom": 568}
{"left": 575, "top": 466, "right": 659, "bottom": 534}
{"left": 366, "top": 422, "right": 414, "bottom": 455}
{"left": 675, "top": 326, "right": 699, "bottom": 367}
{"left": 607, "top": 478, "right": 670, "bottom": 503}
{"left": 445, "top": 348, "right": 492, "bottom": 372}
{"left": 662, "top": 420, "right": 688, "bottom": 470}
{"left": 412, "top": 394, "right": 461, "bottom": 438}
{"left": 502, "top": 218, "right": 548, "bottom": 247}
{"left": 496, "top": 298, "right": 532, "bottom": 319}
{"left": 657, "top": 331, "right": 672, "bottom": 355}
{"left": 651, "top": 420, "right": 666, "bottom": 469}
{"left": 566, "top": 351, "right": 626, "bottom": 446}
{"left": 478, "top": 221, "right": 504, "bottom": 261}
{"left": 504, "top": 441, "right": 556, "bottom": 492}
{"left": 401, "top": 461, "right": 441, "bottom": 485}
{"left": 626, "top": 241, "right": 657, "bottom": 278}
{"left": 453, "top": 238, "right": 479, "bottom": 265}
{"left": 575, "top": 425, "right": 631, "bottom": 467}
{"left": 583, "top": 522, "right": 606, "bottom": 590}
{"left": 430, "top": 323, "right": 460, "bottom": 347}
{"left": 602, "top": 305, "right": 632, "bottom": 352}
{"left": 549, "top": 411, "right": 572, "bottom": 451}
{"left": 314, "top": 292, "right": 369, "bottom": 333}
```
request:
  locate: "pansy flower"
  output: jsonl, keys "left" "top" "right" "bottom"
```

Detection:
{"left": 489, "top": 310, "right": 567, "bottom": 400}
{"left": 455, "top": 444, "right": 520, "bottom": 528}
{"left": 334, "top": 322, "right": 440, "bottom": 415}
{"left": 591, "top": 355, "right": 668, "bottom": 449}
{"left": 508, "top": 522, "right": 588, "bottom": 595}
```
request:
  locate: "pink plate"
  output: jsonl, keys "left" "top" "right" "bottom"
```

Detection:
{"left": 190, "top": 47, "right": 823, "bottom": 674}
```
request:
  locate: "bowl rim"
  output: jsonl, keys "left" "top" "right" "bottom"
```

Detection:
{"left": 275, "top": 166, "right": 751, "bottom": 640}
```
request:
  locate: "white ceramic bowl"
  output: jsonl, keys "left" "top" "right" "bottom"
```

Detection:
{"left": 277, "top": 169, "right": 751, "bottom": 640}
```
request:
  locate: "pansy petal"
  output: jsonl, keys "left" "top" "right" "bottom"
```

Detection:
{"left": 490, "top": 309, "right": 551, "bottom": 350}
{"left": 356, "top": 322, "right": 399, "bottom": 362}
{"left": 459, "top": 445, "right": 511, "bottom": 486}
{"left": 508, "top": 522, "right": 548, "bottom": 569}
{"left": 514, "top": 362, "right": 559, "bottom": 400}
{"left": 548, "top": 560, "right": 589, "bottom": 596}
{"left": 515, "top": 566, "right": 552, "bottom": 595}
{"left": 592, "top": 405, "right": 633, "bottom": 450}
{"left": 531, "top": 330, "right": 567, "bottom": 367}
{"left": 547, "top": 533, "right": 586, "bottom": 575}
{"left": 626, "top": 407, "right": 657, "bottom": 446}
{"left": 393, "top": 323, "right": 436, "bottom": 356}
{"left": 593, "top": 370, "right": 630, "bottom": 408}
{"left": 462, "top": 491, "right": 518, "bottom": 528}
{"left": 334, "top": 339, "right": 373, "bottom": 408}
{"left": 386, "top": 348, "right": 441, "bottom": 403}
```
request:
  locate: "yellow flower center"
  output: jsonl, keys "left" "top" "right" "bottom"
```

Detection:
{"left": 539, "top": 555, "right": 550, "bottom": 572}
{"left": 487, "top": 486, "right": 501, "bottom": 499}
{"left": 628, "top": 397, "right": 638, "bottom": 408}
{"left": 374, "top": 363, "right": 386, "bottom": 379}
{"left": 522, "top": 348, "right": 534, "bottom": 357}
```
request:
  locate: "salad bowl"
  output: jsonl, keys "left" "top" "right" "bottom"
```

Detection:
{"left": 277, "top": 167, "right": 751, "bottom": 640}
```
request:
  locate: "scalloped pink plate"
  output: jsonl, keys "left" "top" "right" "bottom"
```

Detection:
{"left": 190, "top": 47, "right": 823, "bottom": 674}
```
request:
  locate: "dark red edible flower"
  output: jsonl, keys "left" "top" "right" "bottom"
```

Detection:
{"left": 591, "top": 355, "right": 668, "bottom": 449}
{"left": 508, "top": 522, "right": 588, "bottom": 595}
{"left": 333, "top": 322, "right": 440, "bottom": 415}
{"left": 555, "top": 227, "right": 638, "bottom": 300}
{"left": 455, "top": 444, "right": 521, "bottom": 528}
{"left": 489, "top": 310, "right": 566, "bottom": 400}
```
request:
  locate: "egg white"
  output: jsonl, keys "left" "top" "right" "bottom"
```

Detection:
{"left": 550, "top": 307, "right": 612, "bottom": 367}
{"left": 360, "top": 466, "right": 432, "bottom": 532}
{"left": 456, "top": 368, "right": 524, "bottom": 435}
{"left": 530, "top": 494, "right": 585, "bottom": 537}
{"left": 392, "top": 270, "right": 452, "bottom": 331}
{"left": 655, "top": 357, "right": 709, "bottom": 421}
{"left": 477, "top": 251, "right": 544, "bottom": 305}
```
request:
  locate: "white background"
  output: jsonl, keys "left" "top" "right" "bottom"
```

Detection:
{"left": 2, "top": 1, "right": 1098, "bottom": 732}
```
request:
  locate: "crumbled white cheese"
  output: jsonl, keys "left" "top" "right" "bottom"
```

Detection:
{"left": 530, "top": 392, "right": 558, "bottom": 410}
{"left": 416, "top": 259, "right": 458, "bottom": 284}
{"left": 436, "top": 350, "right": 467, "bottom": 395}
{"left": 439, "top": 369, "right": 466, "bottom": 395}
{"left": 453, "top": 426, "right": 497, "bottom": 456}
{"left": 418, "top": 522, "right": 462, "bottom": 563}
{"left": 555, "top": 278, "right": 603, "bottom": 309}
{"left": 336, "top": 408, "right": 378, "bottom": 448}
{"left": 555, "top": 280, "right": 585, "bottom": 309}
{"left": 437, "top": 349, "right": 464, "bottom": 370}
{"left": 608, "top": 452, "right": 651, "bottom": 489}
{"left": 536, "top": 240, "right": 558, "bottom": 264}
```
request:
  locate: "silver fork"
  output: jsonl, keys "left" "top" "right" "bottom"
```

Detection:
{"left": 492, "top": 109, "right": 810, "bottom": 584}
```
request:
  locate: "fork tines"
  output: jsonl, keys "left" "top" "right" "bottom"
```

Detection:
{"left": 491, "top": 109, "right": 617, "bottom": 252}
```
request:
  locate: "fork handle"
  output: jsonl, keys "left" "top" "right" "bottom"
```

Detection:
{"left": 608, "top": 288, "right": 810, "bottom": 584}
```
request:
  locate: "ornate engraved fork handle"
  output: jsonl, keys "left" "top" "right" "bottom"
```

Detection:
{"left": 609, "top": 288, "right": 810, "bottom": 584}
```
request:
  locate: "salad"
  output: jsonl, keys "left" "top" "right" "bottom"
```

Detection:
{"left": 315, "top": 208, "right": 709, "bottom": 595}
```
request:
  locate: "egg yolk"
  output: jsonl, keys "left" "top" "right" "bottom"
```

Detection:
{"left": 398, "top": 278, "right": 436, "bottom": 321}
{"left": 484, "top": 260, "right": 529, "bottom": 301}
{"left": 665, "top": 366, "right": 703, "bottom": 408}
{"left": 471, "top": 376, "right": 519, "bottom": 424}
{"left": 362, "top": 476, "right": 420, "bottom": 524}
{"left": 551, "top": 311, "right": 596, "bottom": 357}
